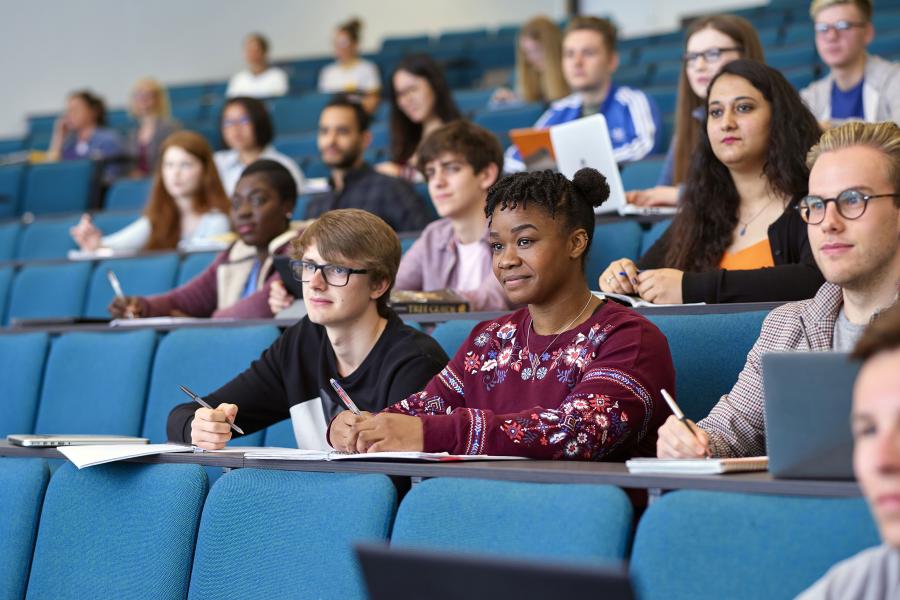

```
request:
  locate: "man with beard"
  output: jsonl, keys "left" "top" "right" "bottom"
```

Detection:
{"left": 304, "top": 95, "right": 428, "bottom": 232}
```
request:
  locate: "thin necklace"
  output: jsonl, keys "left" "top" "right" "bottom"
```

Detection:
{"left": 525, "top": 293, "right": 594, "bottom": 358}
{"left": 738, "top": 196, "right": 779, "bottom": 237}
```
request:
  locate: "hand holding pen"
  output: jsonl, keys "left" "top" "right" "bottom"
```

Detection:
{"left": 106, "top": 270, "right": 142, "bottom": 319}
{"left": 179, "top": 385, "right": 244, "bottom": 450}
{"left": 656, "top": 388, "right": 712, "bottom": 459}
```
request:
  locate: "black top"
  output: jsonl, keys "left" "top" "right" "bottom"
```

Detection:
{"left": 305, "top": 163, "right": 429, "bottom": 232}
{"left": 166, "top": 312, "right": 449, "bottom": 443}
{"left": 637, "top": 205, "right": 825, "bottom": 303}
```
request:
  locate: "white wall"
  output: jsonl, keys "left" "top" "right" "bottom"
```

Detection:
{"left": 0, "top": 0, "right": 766, "bottom": 138}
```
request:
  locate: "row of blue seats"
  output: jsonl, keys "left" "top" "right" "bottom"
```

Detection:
{"left": 0, "top": 160, "right": 97, "bottom": 219}
{"left": 0, "top": 219, "right": 671, "bottom": 325}
{"left": 0, "top": 306, "right": 765, "bottom": 454}
{"left": 0, "top": 457, "right": 879, "bottom": 599}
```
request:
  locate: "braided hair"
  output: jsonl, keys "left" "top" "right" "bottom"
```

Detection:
{"left": 485, "top": 168, "right": 610, "bottom": 267}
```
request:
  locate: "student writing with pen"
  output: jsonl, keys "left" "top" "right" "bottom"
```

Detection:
{"left": 165, "top": 209, "right": 447, "bottom": 449}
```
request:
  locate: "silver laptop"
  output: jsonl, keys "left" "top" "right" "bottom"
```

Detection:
{"left": 356, "top": 542, "right": 635, "bottom": 600}
{"left": 549, "top": 114, "right": 676, "bottom": 217}
{"left": 7, "top": 434, "right": 150, "bottom": 447}
{"left": 763, "top": 352, "right": 860, "bottom": 480}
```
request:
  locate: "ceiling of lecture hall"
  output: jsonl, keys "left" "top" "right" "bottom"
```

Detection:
{"left": 0, "top": 0, "right": 765, "bottom": 137}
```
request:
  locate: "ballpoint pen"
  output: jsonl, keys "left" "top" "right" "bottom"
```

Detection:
{"left": 107, "top": 269, "right": 134, "bottom": 319}
{"left": 329, "top": 378, "right": 361, "bottom": 415}
{"left": 179, "top": 384, "right": 245, "bottom": 435}
{"left": 661, "top": 388, "right": 711, "bottom": 458}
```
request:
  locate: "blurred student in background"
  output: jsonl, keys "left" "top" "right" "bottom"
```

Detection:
{"left": 213, "top": 96, "right": 303, "bottom": 196}
{"left": 627, "top": 15, "right": 764, "bottom": 208}
{"left": 318, "top": 18, "right": 382, "bottom": 114}
{"left": 491, "top": 16, "right": 569, "bottom": 106}
{"left": 46, "top": 89, "right": 126, "bottom": 179}
{"left": 225, "top": 32, "right": 289, "bottom": 99}
{"left": 126, "top": 78, "right": 181, "bottom": 178}
{"left": 600, "top": 60, "right": 825, "bottom": 305}
{"left": 109, "top": 159, "right": 299, "bottom": 319}
{"left": 377, "top": 54, "right": 462, "bottom": 181}
{"left": 71, "top": 131, "right": 230, "bottom": 253}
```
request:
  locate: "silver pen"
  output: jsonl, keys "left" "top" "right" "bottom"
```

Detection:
{"left": 106, "top": 269, "right": 134, "bottom": 319}
{"left": 179, "top": 384, "right": 245, "bottom": 435}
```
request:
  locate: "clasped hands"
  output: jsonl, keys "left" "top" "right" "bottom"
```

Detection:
{"left": 329, "top": 411, "right": 424, "bottom": 454}
{"left": 598, "top": 258, "right": 684, "bottom": 305}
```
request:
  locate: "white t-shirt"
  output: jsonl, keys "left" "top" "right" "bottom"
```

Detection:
{"left": 318, "top": 59, "right": 381, "bottom": 93}
{"left": 213, "top": 146, "right": 305, "bottom": 196}
{"left": 226, "top": 67, "right": 289, "bottom": 98}
{"left": 453, "top": 239, "right": 490, "bottom": 292}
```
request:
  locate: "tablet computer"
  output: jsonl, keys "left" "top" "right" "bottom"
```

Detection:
{"left": 273, "top": 255, "right": 304, "bottom": 298}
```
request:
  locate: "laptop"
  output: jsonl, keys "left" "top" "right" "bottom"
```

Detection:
{"left": 549, "top": 114, "right": 676, "bottom": 217}
{"left": 356, "top": 542, "right": 635, "bottom": 600}
{"left": 762, "top": 351, "right": 860, "bottom": 480}
{"left": 8, "top": 434, "right": 150, "bottom": 447}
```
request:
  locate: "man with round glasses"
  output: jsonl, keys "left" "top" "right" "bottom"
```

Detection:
{"left": 801, "top": 0, "right": 900, "bottom": 127}
{"left": 657, "top": 121, "right": 900, "bottom": 459}
{"left": 166, "top": 208, "right": 448, "bottom": 449}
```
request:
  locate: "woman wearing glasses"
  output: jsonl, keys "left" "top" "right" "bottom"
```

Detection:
{"left": 627, "top": 15, "right": 764, "bottom": 208}
{"left": 213, "top": 96, "right": 304, "bottom": 196}
{"left": 600, "top": 60, "right": 825, "bottom": 304}
{"left": 166, "top": 208, "right": 448, "bottom": 449}
{"left": 109, "top": 159, "right": 300, "bottom": 319}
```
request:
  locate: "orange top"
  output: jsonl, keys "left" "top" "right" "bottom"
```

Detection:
{"left": 719, "top": 239, "right": 775, "bottom": 270}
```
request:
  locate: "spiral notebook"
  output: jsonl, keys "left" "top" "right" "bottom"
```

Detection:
{"left": 625, "top": 456, "right": 768, "bottom": 475}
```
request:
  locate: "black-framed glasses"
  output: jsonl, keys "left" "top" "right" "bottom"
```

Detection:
{"left": 290, "top": 259, "right": 368, "bottom": 287}
{"left": 795, "top": 189, "right": 900, "bottom": 224}
{"left": 814, "top": 20, "right": 867, "bottom": 35}
{"left": 683, "top": 46, "right": 742, "bottom": 65}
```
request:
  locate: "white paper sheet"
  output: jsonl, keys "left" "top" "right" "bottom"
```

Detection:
{"left": 58, "top": 443, "right": 194, "bottom": 469}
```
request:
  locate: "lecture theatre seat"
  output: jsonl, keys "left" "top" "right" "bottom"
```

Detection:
{"left": 473, "top": 103, "right": 546, "bottom": 147}
{"left": 14, "top": 216, "right": 79, "bottom": 260}
{"left": 0, "top": 221, "right": 20, "bottom": 260}
{"left": 0, "top": 458, "right": 49, "bottom": 600}
{"left": 32, "top": 330, "right": 157, "bottom": 437}
{"left": 82, "top": 254, "right": 180, "bottom": 318}
{"left": 639, "top": 219, "right": 671, "bottom": 256}
{"left": 87, "top": 209, "right": 142, "bottom": 238}
{"left": 176, "top": 251, "right": 220, "bottom": 286}
{"left": 630, "top": 490, "right": 881, "bottom": 600}
{"left": 188, "top": 470, "right": 396, "bottom": 600}
{"left": 0, "top": 332, "right": 49, "bottom": 437}
{"left": 0, "top": 267, "right": 13, "bottom": 325}
{"left": 5, "top": 261, "right": 93, "bottom": 325}
{"left": 270, "top": 93, "right": 332, "bottom": 135}
{"left": 27, "top": 462, "right": 208, "bottom": 600}
{"left": 621, "top": 157, "right": 666, "bottom": 191}
{"left": 0, "top": 163, "right": 26, "bottom": 219}
{"left": 430, "top": 319, "right": 479, "bottom": 357}
{"left": 392, "top": 478, "right": 633, "bottom": 562}
{"left": 647, "top": 310, "right": 769, "bottom": 421}
{"left": 141, "top": 325, "right": 281, "bottom": 444}
{"left": 586, "top": 221, "right": 644, "bottom": 283}
{"left": 20, "top": 159, "right": 96, "bottom": 215}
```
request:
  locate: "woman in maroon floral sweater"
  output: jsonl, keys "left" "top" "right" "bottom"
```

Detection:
{"left": 329, "top": 168, "right": 675, "bottom": 460}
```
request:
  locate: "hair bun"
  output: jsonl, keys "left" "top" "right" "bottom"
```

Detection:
{"left": 572, "top": 167, "right": 610, "bottom": 208}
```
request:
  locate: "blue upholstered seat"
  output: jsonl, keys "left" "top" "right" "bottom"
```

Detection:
{"left": 0, "top": 332, "right": 49, "bottom": 436}
{"left": 0, "top": 457, "right": 49, "bottom": 600}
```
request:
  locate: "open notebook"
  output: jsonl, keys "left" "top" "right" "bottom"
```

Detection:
{"left": 625, "top": 456, "right": 769, "bottom": 475}
{"left": 244, "top": 448, "right": 526, "bottom": 462}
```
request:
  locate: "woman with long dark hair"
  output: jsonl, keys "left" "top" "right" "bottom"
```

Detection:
{"left": 377, "top": 54, "right": 462, "bottom": 181}
{"left": 600, "top": 59, "right": 825, "bottom": 304}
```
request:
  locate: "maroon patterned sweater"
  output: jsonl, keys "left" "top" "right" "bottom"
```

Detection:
{"left": 385, "top": 301, "right": 675, "bottom": 460}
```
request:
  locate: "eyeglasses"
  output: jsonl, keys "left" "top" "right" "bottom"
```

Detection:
{"left": 290, "top": 259, "right": 368, "bottom": 287}
{"left": 683, "top": 47, "right": 742, "bottom": 65}
{"left": 795, "top": 189, "right": 900, "bottom": 224}
{"left": 222, "top": 115, "right": 251, "bottom": 128}
{"left": 814, "top": 20, "right": 867, "bottom": 35}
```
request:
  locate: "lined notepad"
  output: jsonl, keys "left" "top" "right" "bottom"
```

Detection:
{"left": 625, "top": 456, "right": 769, "bottom": 475}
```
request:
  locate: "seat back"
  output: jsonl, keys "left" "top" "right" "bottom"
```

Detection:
{"left": 646, "top": 310, "right": 769, "bottom": 421}
{"left": 392, "top": 478, "right": 633, "bottom": 562}
{"left": 586, "top": 221, "right": 643, "bottom": 282}
{"left": 0, "top": 457, "right": 49, "bottom": 600}
{"left": 0, "top": 332, "right": 49, "bottom": 436}
{"left": 639, "top": 219, "right": 671, "bottom": 256}
{"left": 21, "top": 160, "right": 96, "bottom": 215}
{"left": 83, "top": 254, "right": 180, "bottom": 318}
{"left": 430, "top": 319, "right": 479, "bottom": 358}
{"left": 188, "top": 470, "right": 396, "bottom": 600}
{"left": 104, "top": 177, "right": 151, "bottom": 211}
{"left": 15, "top": 216, "right": 79, "bottom": 260}
{"left": 0, "top": 163, "right": 26, "bottom": 219}
{"left": 27, "top": 462, "right": 207, "bottom": 600}
{"left": 0, "top": 221, "right": 20, "bottom": 260}
{"left": 176, "top": 251, "right": 220, "bottom": 286}
{"left": 6, "top": 262, "right": 93, "bottom": 324}
{"left": 0, "top": 266, "right": 13, "bottom": 325}
{"left": 142, "top": 326, "right": 280, "bottom": 443}
{"left": 630, "top": 490, "right": 880, "bottom": 600}
{"left": 33, "top": 330, "right": 157, "bottom": 436}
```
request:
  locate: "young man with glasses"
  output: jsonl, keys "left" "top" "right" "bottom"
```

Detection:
{"left": 657, "top": 121, "right": 900, "bottom": 459}
{"left": 504, "top": 16, "right": 662, "bottom": 172}
{"left": 801, "top": 0, "right": 900, "bottom": 127}
{"left": 167, "top": 208, "right": 448, "bottom": 449}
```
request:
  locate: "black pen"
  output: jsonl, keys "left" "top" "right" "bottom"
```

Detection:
{"left": 179, "top": 385, "right": 244, "bottom": 435}
{"left": 661, "top": 388, "right": 710, "bottom": 458}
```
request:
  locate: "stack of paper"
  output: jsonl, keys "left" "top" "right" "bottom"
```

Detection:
{"left": 58, "top": 444, "right": 194, "bottom": 469}
{"left": 625, "top": 456, "right": 769, "bottom": 475}
{"left": 244, "top": 448, "right": 526, "bottom": 462}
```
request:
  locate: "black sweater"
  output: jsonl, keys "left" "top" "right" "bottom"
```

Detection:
{"left": 166, "top": 313, "right": 449, "bottom": 443}
{"left": 637, "top": 206, "right": 825, "bottom": 304}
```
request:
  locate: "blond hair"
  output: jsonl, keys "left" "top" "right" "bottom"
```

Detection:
{"left": 294, "top": 209, "right": 401, "bottom": 317}
{"left": 809, "top": 0, "right": 872, "bottom": 20}
{"left": 807, "top": 121, "right": 900, "bottom": 197}
{"left": 129, "top": 78, "right": 171, "bottom": 120}
{"left": 516, "top": 16, "right": 569, "bottom": 103}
